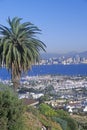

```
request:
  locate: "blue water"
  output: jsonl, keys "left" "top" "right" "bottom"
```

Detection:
{"left": 0, "top": 64, "right": 87, "bottom": 80}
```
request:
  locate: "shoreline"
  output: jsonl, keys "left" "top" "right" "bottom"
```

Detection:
{"left": 0, "top": 64, "right": 87, "bottom": 80}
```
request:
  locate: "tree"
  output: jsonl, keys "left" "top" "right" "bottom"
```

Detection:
{"left": 0, "top": 17, "right": 46, "bottom": 90}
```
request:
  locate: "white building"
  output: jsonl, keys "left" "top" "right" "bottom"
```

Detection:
{"left": 83, "top": 106, "right": 87, "bottom": 112}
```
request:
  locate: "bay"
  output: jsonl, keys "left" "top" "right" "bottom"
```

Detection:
{"left": 0, "top": 64, "right": 87, "bottom": 80}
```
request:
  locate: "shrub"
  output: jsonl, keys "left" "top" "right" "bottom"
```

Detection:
{"left": 39, "top": 103, "right": 57, "bottom": 117}
{"left": 62, "top": 117, "right": 78, "bottom": 130}
{"left": 0, "top": 84, "right": 25, "bottom": 130}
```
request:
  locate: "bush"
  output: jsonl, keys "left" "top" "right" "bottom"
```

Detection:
{"left": 56, "top": 109, "right": 69, "bottom": 118}
{"left": 52, "top": 117, "right": 67, "bottom": 130}
{"left": 62, "top": 117, "right": 78, "bottom": 130}
{"left": 39, "top": 103, "right": 57, "bottom": 117}
{"left": 0, "top": 84, "right": 25, "bottom": 130}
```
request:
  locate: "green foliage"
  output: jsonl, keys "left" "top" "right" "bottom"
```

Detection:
{"left": 0, "top": 85, "right": 25, "bottom": 130}
{"left": 52, "top": 117, "right": 67, "bottom": 130}
{"left": 39, "top": 103, "right": 57, "bottom": 117}
{"left": 62, "top": 117, "right": 78, "bottom": 130}
{"left": 56, "top": 109, "right": 69, "bottom": 118}
{"left": 56, "top": 109, "right": 78, "bottom": 130}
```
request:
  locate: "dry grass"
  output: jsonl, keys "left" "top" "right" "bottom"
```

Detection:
{"left": 71, "top": 114, "right": 87, "bottom": 124}
{"left": 23, "top": 111, "right": 62, "bottom": 130}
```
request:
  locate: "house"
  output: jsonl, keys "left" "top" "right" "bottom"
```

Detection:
{"left": 19, "top": 92, "right": 44, "bottom": 100}
{"left": 83, "top": 106, "right": 87, "bottom": 112}
{"left": 30, "top": 93, "right": 44, "bottom": 99}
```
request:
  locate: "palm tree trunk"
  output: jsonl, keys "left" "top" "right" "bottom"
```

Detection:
{"left": 11, "top": 64, "right": 21, "bottom": 91}
{"left": 12, "top": 75, "right": 20, "bottom": 91}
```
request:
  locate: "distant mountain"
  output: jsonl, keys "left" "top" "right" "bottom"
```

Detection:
{"left": 78, "top": 51, "right": 87, "bottom": 58}
{"left": 41, "top": 51, "right": 87, "bottom": 59}
{"left": 41, "top": 52, "right": 62, "bottom": 59}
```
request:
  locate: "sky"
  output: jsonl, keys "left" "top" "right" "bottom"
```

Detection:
{"left": 0, "top": 0, "right": 87, "bottom": 53}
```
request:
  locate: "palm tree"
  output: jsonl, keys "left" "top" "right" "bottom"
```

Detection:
{"left": 0, "top": 17, "right": 46, "bottom": 90}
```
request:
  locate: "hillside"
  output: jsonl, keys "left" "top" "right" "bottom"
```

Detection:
{"left": 71, "top": 115, "right": 87, "bottom": 130}
{"left": 0, "top": 84, "right": 87, "bottom": 130}
{"left": 23, "top": 106, "right": 62, "bottom": 130}
{"left": 23, "top": 103, "right": 87, "bottom": 130}
{"left": 22, "top": 104, "right": 79, "bottom": 130}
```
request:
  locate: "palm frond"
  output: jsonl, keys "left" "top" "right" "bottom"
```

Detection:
{"left": 0, "top": 17, "right": 46, "bottom": 88}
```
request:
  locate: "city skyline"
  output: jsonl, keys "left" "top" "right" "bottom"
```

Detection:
{"left": 0, "top": 0, "right": 87, "bottom": 53}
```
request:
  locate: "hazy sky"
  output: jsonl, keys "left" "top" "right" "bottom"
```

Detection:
{"left": 0, "top": 0, "right": 87, "bottom": 53}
